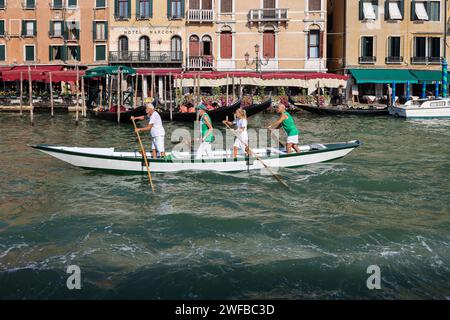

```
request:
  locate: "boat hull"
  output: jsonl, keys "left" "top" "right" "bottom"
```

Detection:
{"left": 389, "top": 106, "right": 450, "bottom": 118}
{"left": 32, "top": 141, "right": 361, "bottom": 174}
{"left": 297, "top": 104, "right": 389, "bottom": 116}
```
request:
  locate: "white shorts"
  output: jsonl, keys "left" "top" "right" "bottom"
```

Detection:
{"left": 287, "top": 135, "right": 299, "bottom": 145}
{"left": 233, "top": 132, "right": 249, "bottom": 153}
{"left": 152, "top": 135, "right": 165, "bottom": 153}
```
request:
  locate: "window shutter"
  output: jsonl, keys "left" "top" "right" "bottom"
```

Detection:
{"left": 93, "top": 21, "right": 97, "bottom": 40}
{"left": 0, "top": 20, "right": 4, "bottom": 36}
{"left": 62, "top": 45, "right": 67, "bottom": 61}
{"left": 127, "top": 0, "right": 131, "bottom": 18}
{"left": 136, "top": 0, "right": 140, "bottom": 17}
{"left": 33, "top": 21, "right": 37, "bottom": 36}
{"left": 359, "top": 1, "right": 363, "bottom": 20}
{"left": 63, "top": 21, "right": 67, "bottom": 40}
{"left": 105, "top": 22, "right": 108, "bottom": 39}
{"left": 114, "top": 0, "right": 119, "bottom": 18}
{"left": 411, "top": 2, "right": 415, "bottom": 20}
{"left": 21, "top": 20, "right": 26, "bottom": 36}
{"left": 399, "top": 0, "right": 404, "bottom": 20}
{"left": 220, "top": 32, "right": 232, "bottom": 59}
{"left": 0, "top": 45, "right": 5, "bottom": 61}
{"left": 75, "top": 22, "right": 80, "bottom": 40}
{"left": 77, "top": 46, "right": 81, "bottom": 61}
{"left": 181, "top": 0, "right": 185, "bottom": 18}
{"left": 384, "top": 0, "right": 388, "bottom": 20}
{"left": 263, "top": 32, "right": 275, "bottom": 59}
{"left": 319, "top": 31, "right": 324, "bottom": 58}
{"left": 49, "top": 46, "right": 53, "bottom": 61}
{"left": 49, "top": 21, "right": 53, "bottom": 36}
{"left": 150, "top": 0, "right": 153, "bottom": 18}
{"left": 167, "top": 0, "right": 172, "bottom": 19}
{"left": 307, "top": 32, "right": 310, "bottom": 59}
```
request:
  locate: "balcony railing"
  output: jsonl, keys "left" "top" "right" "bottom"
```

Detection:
{"left": 385, "top": 56, "right": 403, "bottom": 64}
{"left": 109, "top": 51, "right": 183, "bottom": 63}
{"left": 187, "top": 9, "right": 214, "bottom": 22}
{"left": 359, "top": 56, "right": 376, "bottom": 64}
{"left": 187, "top": 56, "right": 214, "bottom": 70}
{"left": 248, "top": 9, "right": 289, "bottom": 22}
{"left": 411, "top": 56, "right": 442, "bottom": 64}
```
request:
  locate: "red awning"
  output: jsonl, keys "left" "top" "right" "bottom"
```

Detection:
{"left": 11, "top": 65, "right": 64, "bottom": 72}
{"left": 1, "top": 70, "right": 47, "bottom": 82}
{"left": 46, "top": 70, "right": 85, "bottom": 83}
{"left": 137, "top": 68, "right": 182, "bottom": 76}
{"left": 174, "top": 71, "right": 347, "bottom": 81}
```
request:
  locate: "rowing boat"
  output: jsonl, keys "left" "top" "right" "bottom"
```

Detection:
{"left": 32, "top": 140, "right": 361, "bottom": 174}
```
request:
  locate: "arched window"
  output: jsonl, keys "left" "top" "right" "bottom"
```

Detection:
{"left": 202, "top": 35, "right": 212, "bottom": 56}
{"left": 118, "top": 36, "right": 129, "bottom": 60}
{"left": 189, "top": 35, "right": 200, "bottom": 57}
{"left": 139, "top": 36, "right": 150, "bottom": 60}
{"left": 171, "top": 36, "right": 182, "bottom": 61}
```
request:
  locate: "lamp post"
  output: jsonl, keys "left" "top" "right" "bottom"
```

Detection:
{"left": 245, "top": 44, "right": 270, "bottom": 73}
{"left": 442, "top": 0, "right": 448, "bottom": 98}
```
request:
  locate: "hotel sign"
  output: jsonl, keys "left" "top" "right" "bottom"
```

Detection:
{"left": 117, "top": 26, "right": 180, "bottom": 36}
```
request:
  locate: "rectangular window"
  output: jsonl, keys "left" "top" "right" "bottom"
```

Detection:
{"left": 362, "top": 1, "right": 377, "bottom": 20}
{"left": 67, "top": 45, "right": 80, "bottom": 61}
{"left": 117, "top": 0, "right": 130, "bottom": 19}
{"left": 415, "top": 37, "right": 426, "bottom": 57}
{"left": 202, "top": 0, "right": 212, "bottom": 10}
{"left": 171, "top": 0, "right": 182, "bottom": 18}
{"left": 414, "top": 2, "right": 429, "bottom": 20}
{"left": 25, "top": 0, "right": 35, "bottom": 9}
{"left": 96, "top": 0, "right": 106, "bottom": 8}
{"left": 65, "top": 21, "right": 80, "bottom": 40}
{"left": 360, "top": 36, "right": 374, "bottom": 63}
{"left": 388, "top": 36, "right": 401, "bottom": 57}
{"left": 190, "top": 0, "right": 199, "bottom": 10}
{"left": 53, "top": 0, "right": 63, "bottom": 9}
{"left": 25, "top": 45, "right": 35, "bottom": 61}
{"left": 49, "top": 20, "right": 63, "bottom": 37}
{"left": 0, "top": 44, "right": 5, "bottom": 61}
{"left": 309, "top": 0, "right": 321, "bottom": 11}
{"left": 308, "top": 31, "right": 320, "bottom": 58}
{"left": 23, "top": 21, "right": 35, "bottom": 37}
{"left": 68, "top": 0, "right": 77, "bottom": 8}
{"left": 221, "top": 0, "right": 232, "bottom": 13}
{"left": 264, "top": 31, "right": 276, "bottom": 59}
{"left": 387, "top": 1, "right": 402, "bottom": 20}
{"left": 136, "top": 0, "right": 151, "bottom": 19}
{"left": 95, "top": 45, "right": 106, "bottom": 61}
{"left": 94, "top": 21, "right": 107, "bottom": 40}
{"left": 429, "top": 1, "right": 440, "bottom": 21}
{"left": 49, "top": 45, "right": 64, "bottom": 61}
{"left": 0, "top": 20, "right": 4, "bottom": 36}
{"left": 220, "top": 32, "right": 232, "bottom": 59}
{"left": 428, "top": 37, "right": 440, "bottom": 58}
{"left": 0, "top": 0, "right": 4, "bottom": 10}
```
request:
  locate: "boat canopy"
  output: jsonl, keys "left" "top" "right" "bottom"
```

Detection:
{"left": 84, "top": 66, "right": 136, "bottom": 78}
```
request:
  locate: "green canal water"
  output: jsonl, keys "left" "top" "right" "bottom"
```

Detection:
{"left": 0, "top": 112, "right": 449, "bottom": 299}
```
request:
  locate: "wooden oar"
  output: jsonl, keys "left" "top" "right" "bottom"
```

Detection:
{"left": 132, "top": 119, "right": 155, "bottom": 192}
{"left": 268, "top": 128, "right": 286, "bottom": 148}
{"left": 224, "top": 122, "right": 289, "bottom": 189}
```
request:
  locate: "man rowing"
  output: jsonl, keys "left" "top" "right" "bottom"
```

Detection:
{"left": 267, "top": 103, "right": 301, "bottom": 154}
{"left": 195, "top": 104, "right": 215, "bottom": 159}
{"left": 131, "top": 100, "right": 166, "bottom": 159}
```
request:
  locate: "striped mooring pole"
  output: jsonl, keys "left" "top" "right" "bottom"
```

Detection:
{"left": 442, "top": 58, "right": 448, "bottom": 98}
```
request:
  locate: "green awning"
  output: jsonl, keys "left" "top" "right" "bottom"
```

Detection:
{"left": 409, "top": 70, "right": 442, "bottom": 83}
{"left": 349, "top": 69, "right": 418, "bottom": 84}
{"left": 84, "top": 66, "right": 136, "bottom": 78}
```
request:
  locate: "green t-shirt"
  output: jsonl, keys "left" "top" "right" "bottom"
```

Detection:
{"left": 200, "top": 114, "right": 214, "bottom": 142}
{"left": 281, "top": 111, "right": 299, "bottom": 136}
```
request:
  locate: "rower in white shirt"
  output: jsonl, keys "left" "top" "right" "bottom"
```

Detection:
{"left": 131, "top": 100, "right": 166, "bottom": 159}
{"left": 223, "top": 108, "right": 249, "bottom": 159}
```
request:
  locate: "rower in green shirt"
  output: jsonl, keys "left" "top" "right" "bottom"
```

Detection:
{"left": 195, "top": 104, "right": 215, "bottom": 159}
{"left": 268, "top": 103, "right": 301, "bottom": 153}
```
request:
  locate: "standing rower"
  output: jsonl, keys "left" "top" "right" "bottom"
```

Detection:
{"left": 223, "top": 108, "right": 249, "bottom": 158}
{"left": 268, "top": 103, "right": 301, "bottom": 154}
{"left": 196, "top": 104, "right": 214, "bottom": 159}
{"left": 131, "top": 101, "right": 166, "bottom": 159}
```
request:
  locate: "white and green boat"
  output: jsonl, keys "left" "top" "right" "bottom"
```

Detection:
{"left": 32, "top": 141, "right": 361, "bottom": 174}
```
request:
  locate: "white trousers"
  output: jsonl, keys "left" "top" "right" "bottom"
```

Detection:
{"left": 196, "top": 142, "right": 213, "bottom": 159}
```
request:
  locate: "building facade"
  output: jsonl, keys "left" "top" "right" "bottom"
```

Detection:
{"left": 0, "top": 0, "right": 109, "bottom": 67}
{"left": 328, "top": 0, "right": 450, "bottom": 100}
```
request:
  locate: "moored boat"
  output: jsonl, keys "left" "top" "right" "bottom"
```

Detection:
{"left": 158, "top": 100, "right": 242, "bottom": 122}
{"left": 389, "top": 98, "right": 450, "bottom": 118}
{"left": 32, "top": 140, "right": 361, "bottom": 174}
{"left": 295, "top": 103, "right": 389, "bottom": 116}
{"left": 89, "top": 106, "right": 147, "bottom": 123}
